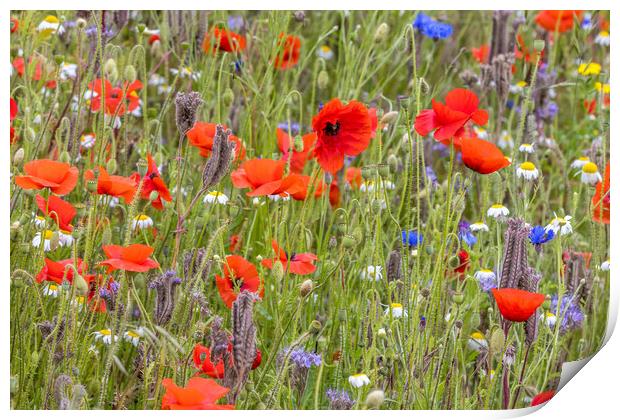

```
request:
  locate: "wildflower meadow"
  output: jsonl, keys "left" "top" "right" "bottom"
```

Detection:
{"left": 8, "top": 9, "right": 611, "bottom": 411}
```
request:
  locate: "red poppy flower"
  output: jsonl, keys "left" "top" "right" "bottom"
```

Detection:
{"left": 369, "top": 107, "right": 378, "bottom": 139}
{"left": 10, "top": 126, "right": 16, "bottom": 144}
{"left": 345, "top": 167, "right": 363, "bottom": 188}
{"left": 85, "top": 167, "right": 137, "bottom": 203}
{"left": 187, "top": 122, "right": 246, "bottom": 160}
{"left": 148, "top": 34, "right": 160, "bottom": 45}
{"left": 276, "top": 128, "right": 316, "bottom": 173}
{"left": 11, "top": 17, "right": 19, "bottom": 33}
{"left": 35, "top": 194, "right": 76, "bottom": 232}
{"left": 531, "top": 390, "right": 555, "bottom": 406}
{"left": 261, "top": 239, "right": 317, "bottom": 275}
{"left": 514, "top": 35, "right": 544, "bottom": 65}
{"left": 329, "top": 181, "right": 341, "bottom": 207}
{"left": 231, "top": 158, "right": 303, "bottom": 197}
{"left": 454, "top": 249, "right": 470, "bottom": 275}
{"left": 10, "top": 98, "right": 18, "bottom": 121}
{"left": 193, "top": 344, "right": 225, "bottom": 378}
{"left": 202, "top": 27, "right": 246, "bottom": 54}
{"left": 12, "top": 56, "right": 43, "bottom": 80}
{"left": 229, "top": 234, "right": 241, "bottom": 253}
{"left": 535, "top": 10, "right": 583, "bottom": 33}
{"left": 592, "top": 162, "right": 610, "bottom": 224}
{"left": 414, "top": 88, "right": 488, "bottom": 143}
{"left": 471, "top": 44, "right": 490, "bottom": 64}
{"left": 312, "top": 99, "right": 372, "bottom": 174}
{"left": 130, "top": 153, "right": 172, "bottom": 210}
{"left": 275, "top": 33, "right": 301, "bottom": 69}
{"left": 460, "top": 137, "right": 510, "bottom": 174}
{"left": 36, "top": 258, "right": 88, "bottom": 284}
{"left": 88, "top": 79, "right": 142, "bottom": 116}
{"left": 161, "top": 377, "right": 234, "bottom": 410}
{"left": 15, "top": 159, "right": 78, "bottom": 196}
{"left": 289, "top": 175, "right": 326, "bottom": 201}
{"left": 491, "top": 288, "right": 545, "bottom": 323}
{"left": 215, "top": 255, "right": 263, "bottom": 308}
{"left": 99, "top": 244, "right": 159, "bottom": 273}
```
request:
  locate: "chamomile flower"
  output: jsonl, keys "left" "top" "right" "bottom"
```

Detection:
{"left": 123, "top": 329, "right": 143, "bottom": 347}
{"left": 252, "top": 197, "right": 266, "bottom": 207}
{"left": 203, "top": 191, "right": 229, "bottom": 205}
{"left": 474, "top": 269, "right": 497, "bottom": 292}
{"left": 579, "top": 161, "right": 602, "bottom": 185}
{"left": 59, "top": 230, "right": 74, "bottom": 247}
{"left": 132, "top": 214, "right": 153, "bottom": 230}
{"left": 59, "top": 62, "right": 78, "bottom": 80}
{"left": 32, "top": 230, "right": 55, "bottom": 251}
{"left": 570, "top": 156, "right": 590, "bottom": 169}
{"left": 469, "top": 221, "right": 489, "bottom": 232}
{"left": 360, "top": 179, "right": 395, "bottom": 192}
{"left": 487, "top": 204, "right": 510, "bottom": 219}
{"left": 170, "top": 66, "right": 201, "bottom": 81}
{"left": 361, "top": 265, "right": 383, "bottom": 281}
{"left": 43, "top": 283, "right": 60, "bottom": 297}
{"left": 33, "top": 214, "right": 47, "bottom": 229}
{"left": 93, "top": 329, "right": 117, "bottom": 345}
{"left": 518, "top": 143, "right": 535, "bottom": 154}
{"left": 467, "top": 332, "right": 488, "bottom": 352}
{"left": 540, "top": 311, "right": 557, "bottom": 328}
{"left": 317, "top": 45, "right": 334, "bottom": 60}
{"left": 498, "top": 130, "right": 514, "bottom": 149}
{"left": 37, "top": 15, "right": 64, "bottom": 37}
{"left": 384, "top": 303, "right": 407, "bottom": 319}
{"left": 595, "top": 31, "right": 610, "bottom": 46}
{"left": 473, "top": 126, "right": 488, "bottom": 139}
{"left": 348, "top": 373, "right": 370, "bottom": 388}
{"left": 80, "top": 133, "right": 96, "bottom": 149}
{"left": 578, "top": 62, "right": 601, "bottom": 76}
{"left": 516, "top": 161, "right": 539, "bottom": 181}
{"left": 600, "top": 259, "right": 610, "bottom": 271}
{"left": 73, "top": 295, "right": 86, "bottom": 308}
{"left": 268, "top": 193, "right": 290, "bottom": 202}
{"left": 545, "top": 214, "right": 573, "bottom": 236}
{"left": 510, "top": 80, "right": 527, "bottom": 94}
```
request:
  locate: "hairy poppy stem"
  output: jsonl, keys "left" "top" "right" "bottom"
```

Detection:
{"left": 510, "top": 344, "right": 531, "bottom": 409}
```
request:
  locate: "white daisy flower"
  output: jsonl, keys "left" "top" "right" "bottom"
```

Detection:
{"left": 516, "top": 161, "right": 540, "bottom": 181}
{"left": 361, "top": 265, "right": 383, "bottom": 281}
{"left": 360, "top": 179, "right": 395, "bottom": 193}
{"left": 37, "top": 15, "right": 64, "bottom": 36}
{"left": 33, "top": 214, "right": 47, "bottom": 229}
{"left": 268, "top": 194, "right": 290, "bottom": 202}
{"left": 600, "top": 260, "right": 610, "bottom": 271}
{"left": 571, "top": 156, "right": 590, "bottom": 169}
{"left": 252, "top": 197, "right": 266, "bottom": 207}
{"left": 540, "top": 311, "right": 557, "bottom": 329}
{"left": 474, "top": 269, "right": 496, "bottom": 284}
{"left": 132, "top": 214, "right": 154, "bottom": 230}
{"left": 545, "top": 214, "right": 573, "bottom": 236}
{"left": 498, "top": 130, "right": 514, "bottom": 149}
{"left": 469, "top": 221, "right": 489, "bottom": 232}
{"left": 79, "top": 133, "right": 96, "bottom": 149}
{"left": 348, "top": 373, "right": 370, "bottom": 388}
{"left": 317, "top": 45, "right": 334, "bottom": 60}
{"left": 59, "top": 230, "right": 74, "bottom": 247}
{"left": 487, "top": 204, "right": 510, "bottom": 219}
{"left": 43, "top": 283, "right": 60, "bottom": 297}
{"left": 32, "top": 230, "right": 54, "bottom": 251}
{"left": 123, "top": 329, "right": 143, "bottom": 347}
{"left": 93, "top": 329, "right": 117, "bottom": 345}
{"left": 473, "top": 126, "right": 488, "bottom": 139}
{"left": 59, "top": 62, "right": 78, "bottom": 80}
{"left": 203, "top": 191, "right": 229, "bottom": 205}
{"left": 579, "top": 161, "right": 602, "bottom": 185}
{"left": 170, "top": 66, "right": 201, "bottom": 81}
{"left": 518, "top": 143, "right": 535, "bottom": 154}
{"left": 384, "top": 303, "right": 407, "bottom": 319}
{"left": 467, "top": 332, "right": 488, "bottom": 352}
{"left": 510, "top": 80, "right": 527, "bottom": 94}
{"left": 595, "top": 31, "right": 610, "bottom": 46}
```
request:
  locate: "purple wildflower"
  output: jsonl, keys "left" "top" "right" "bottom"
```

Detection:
{"left": 550, "top": 294, "right": 584, "bottom": 333}
{"left": 326, "top": 388, "right": 355, "bottom": 410}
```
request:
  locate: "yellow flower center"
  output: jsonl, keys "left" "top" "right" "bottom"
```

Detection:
{"left": 391, "top": 303, "right": 403, "bottom": 309}
{"left": 208, "top": 191, "right": 223, "bottom": 197}
{"left": 491, "top": 204, "right": 504, "bottom": 209}
{"left": 135, "top": 214, "right": 150, "bottom": 221}
{"left": 471, "top": 332, "right": 485, "bottom": 340}
{"left": 520, "top": 162, "right": 536, "bottom": 171}
{"left": 479, "top": 269, "right": 493, "bottom": 274}
{"left": 126, "top": 331, "right": 140, "bottom": 338}
{"left": 44, "top": 15, "right": 59, "bottom": 24}
{"left": 582, "top": 162, "right": 599, "bottom": 174}
{"left": 516, "top": 81, "right": 527, "bottom": 88}
{"left": 599, "top": 30, "right": 610, "bottom": 37}
{"left": 98, "top": 329, "right": 112, "bottom": 336}
{"left": 48, "top": 284, "right": 58, "bottom": 291}
{"left": 43, "top": 230, "right": 54, "bottom": 240}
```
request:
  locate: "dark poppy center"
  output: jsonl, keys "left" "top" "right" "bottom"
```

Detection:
{"left": 284, "top": 250, "right": 297, "bottom": 261}
{"left": 323, "top": 121, "right": 340, "bottom": 136}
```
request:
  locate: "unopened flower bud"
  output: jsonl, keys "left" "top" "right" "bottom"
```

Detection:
{"left": 365, "top": 389, "right": 385, "bottom": 409}
{"left": 106, "top": 158, "right": 117, "bottom": 174}
{"left": 387, "top": 154, "right": 398, "bottom": 173}
{"left": 533, "top": 39, "right": 545, "bottom": 52}
{"left": 136, "top": 23, "right": 146, "bottom": 34}
{"left": 317, "top": 70, "right": 329, "bottom": 90}
{"left": 342, "top": 235, "right": 356, "bottom": 248}
{"left": 50, "top": 231, "right": 60, "bottom": 251}
{"left": 13, "top": 148, "right": 24, "bottom": 165}
{"left": 374, "top": 23, "right": 389, "bottom": 43}
{"left": 271, "top": 260, "right": 284, "bottom": 282}
{"left": 381, "top": 111, "right": 399, "bottom": 125}
{"left": 293, "top": 11, "right": 306, "bottom": 22}
{"left": 294, "top": 135, "right": 304, "bottom": 152}
{"left": 123, "top": 65, "right": 137, "bottom": 82}
{"left": 300, "top": 279, "right": 313, "bottom": 297}
{"left": 104, "top": 58, "right": 117, "bottom": 79}
{"left": 222, "top": 87, "right": 235, "bottom": 107}
{"left": 73, "top": 273, "right": 89, "bottom": 296}
{"left": 136, "top": 158, "right": 148, "bottom": 177}
{"left": 76, "top": 18, "right": 87, "bottom": 29}
{"left": 309, "top": 320, "right": 322, "bottom": 334}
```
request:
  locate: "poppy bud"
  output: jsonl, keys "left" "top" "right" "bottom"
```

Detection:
{"left": 25, "top": 127, "right": 36, "bottom": 142}
{"left": 104, "top": 58, "right": 118, "bottom": 80}
{"left": 448, "top": 254, "right": 461, "bottom": 269}
{"left": 374, "top": 23, "right": 389, "bottom": 43}
{"left": 31, "top": 350, "right": 39, "bottom": 364}
{"left": 13, "top": 148, "right": 24, "bottom": 165}
{"left": 223, "top": 88, "right": 235, "bottom": 106}
{"left": 452, "top": 292, "right": 464, "bottom": 305}
{"left": 294, "top": 135, "right": 304, "bottom": 152}
{"left": 336, "top": 222, "right": 347, "bottom": 234}
{"left": 136, "top": 158, "right": 148, "bottom": 177}
{"left": 300, "top": 279, "right": 313, "bottom": 297}
{"left": 74, "top": 18, "right": 87, "bottom": 29}
{"left": 271, "top": 260, "right": 284, "bottom": 282}
{"left": 489, "top": 328, "right": 505, "bottom": 356}
{"left": 150, "top": 39, "right": 162, "bottom": 57}
{"left": 361, "top": 166, "right": 375, "bottom": 179}
{"left": 101, "top": 225, "right": 112, "bottom": 245}
{"left": 148, "top": 190, "right": 159, "bottom": 202}
{"left": 377, "top": 164, "right": 390, "bottom": 178}
{"left": 377, "top": 327, "right": 387, "bottom": 339}
{"left": 352, "top": 227, "right": 363, "bottom": 242}
{"left": 309, "top": 319, "right": 322, "bottom": 334}
{"left": 387, "top": 154, "right": 398, "bottom": 173}
{"left": 57, "top": 150, "right": 70, "bottom": 163}
{"left": 106, "top": 158, "right": 117, "bottom": 174}
{"left": 380, "top": 111, "right": 399, "bottom": 126}
{"left": 50, "top": 231, "right": 60, "bottom": 251}
{"left": 123, "top": 65, "right": 137, "bottom": 83}
{"left": 366, "top": 389, "right": 385, "bottom": 409}
{"left": 425, "top": 245, "right": 434, "bottom": 255}
{"left": 533, "top": 39, "right": 545, "bottom": 52}
{"left": 181, "top": 41, "right": 190, "bottom": 51}
{"left": 136, "top": 23, "right": 146, "bottom": 34}
{"left": 470, "top": 313, "right": 481, "bottom": 328}
{"left": 371, "top": 199, "right": 384, "bottom": 212}
{"left": 317, "top": 70, "right": 329, "bottom": 90}
{"left": 73, "top": 273, "right": 89, "bottom": 296}
{"left": 542, "top": 296, "right": 550, "bottom": 311}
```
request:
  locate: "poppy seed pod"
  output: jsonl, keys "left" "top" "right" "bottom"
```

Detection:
{"left": 452, "top": 292, "right": 464, "bottom": 305}
{"left": 86, "top": 179, "right": 97, "bottom": 193}
{"left": 342, "top": 235, "right": 356, "bottom": 248}
{"left": 294, "top": 135, "right": 304, "bottom": 152}
{"left": 377, "top": 164, "right": 390, "bottom": 178}
{"left": 361, "top": 166, "right": 375, "bottom": 179}
{"left": 380, "top": 110, "right": 398, "bottom": 126}
{"left": 533, "top": 39, "right": 545, "bottom": 52}
{"left": 59, "top": 150, "right": 71, "bottom": 163}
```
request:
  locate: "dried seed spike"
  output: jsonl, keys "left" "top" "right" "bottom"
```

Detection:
{"left": 175, "top": 91, "right": 203, "bottom": 135}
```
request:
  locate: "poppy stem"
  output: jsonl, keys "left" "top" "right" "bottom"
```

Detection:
{"left": 510, "top": 344, "right": 531, "bottom": 409}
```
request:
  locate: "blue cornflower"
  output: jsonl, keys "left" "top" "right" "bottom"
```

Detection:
{"left": 550, "top": 294, "right": 584, "bottom": 333}
{"left": 227, "top": 15, "right": 245, "bottom": 32}
{"left": 529, "top": 225, "right": 554, "bottom": 252}
{"left": 277, "top": 121, "right": 301, "bottom": 136}
{"left": 289, "top": 348, "right": 322, "bottom": 368}
{"left": 458, "top": 220, "right": 477, "bottom": 247}
{"left": 402, "top": 230, "right": 423, "bottom": 247}
{"left": 413, "top": 13, "right": 433, "bottom": 31}
{"left": 413, "top": 13, "right": 453, "bottom": 40}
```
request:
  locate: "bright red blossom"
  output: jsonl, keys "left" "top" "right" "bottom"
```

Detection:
{"left": 592, "top": 162, "right": 610, "bottom": 224}
{"left": 85, "top": 167, "right": 137, "bottom": 203}
{"left": 36, "top": 258, "right": 88, "bottom": 284}
{"left": 414, "top": 88, "right": 488, "bottom": 144}
{"left": 231, "top": 158, "right": 302, "bottom": 197}
{"left": 215, "top": 255, "right": 263, "bottom": 308}
{"left": 275, "top": 33, "right": 301, "bottom": 69}
{"left": 471, "top": 44, "right": 490, "bottom": 64}
{"left": 202, "top": 27, "right": 246, "bottom": 54}
{"left": 99, "top": 244, "right": 159, "bottom": 273}
{"left": 535, "top": 10, "right": 583, "bottom": 33}
{"left": 187, "top": 122, "right": 246, "bottom": 160}
{"left": 130, "top": 153, "right": 172, "bottom": 210}
{"left": 35, "top": 194, "right": 76, "bottom": 231}
{"left": 87, "top": 78, "right": 142, "bottom": 116}
{"left": 491, "top": 288, "right": 545, "bottom": 322}
{"left": 15, "top": 159, "right": 79, "bottom": 195}
{"left": 276, "top": 128, "right": 316, "bottom": 173}
{"left": 460, "top": 137, "right": 510, "bottom": 174}
{"left": 161, "top": 377, "right": 234, "bottom": 410}
{"left": 261, "top": 240, "right": 318, "bottom": 275}
{"left": 312, "top": 99, "right": 372, "bottom": 174}
{"left": 531, "top": 390, "right": 555, "bottom": 406}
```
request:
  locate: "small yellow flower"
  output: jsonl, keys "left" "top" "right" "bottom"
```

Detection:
{"left": 594, "top": 82, "right": 611, "bottom": 94}
{"left": 578, "top": 62, "right": 602, "bottom": 76}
